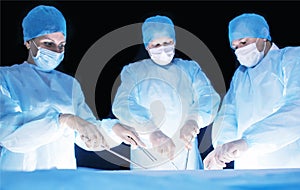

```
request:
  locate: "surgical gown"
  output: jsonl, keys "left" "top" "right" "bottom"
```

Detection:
{"left": 0, "top": 62, "right": 118, "bottom": 171}
{"left": 212, "top": 44, "right": 300, "bottom": 169}
{"left": 112, "top": 58, "right": 220, "bottom": 170}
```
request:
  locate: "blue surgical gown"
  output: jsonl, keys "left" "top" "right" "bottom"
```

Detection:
{"left": 112, "top": 58, "right": 220, "bottom": 170}
{"left": 0, "top": 62, "right": 118, "bottom": 171}
{"left": 212, "top": 44, "right": 300, "bottom": 169}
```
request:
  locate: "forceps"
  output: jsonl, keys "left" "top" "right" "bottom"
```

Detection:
{"left": 127, "top": 136, "right": 157, "bottom": 162}
{"left": 128, "top": 136, "right": 180, "bottom": 170}
{"left": 104, "top": 147, "right": 147, "bottom": 169}
{"left": 140, "top": 147, "right": 157, "bottom": 162}
{"left": 184, "top": 137, "right": 194, "bottom": 170}
{"left": 184, "top": 149, "right": 189, "bottom": 170}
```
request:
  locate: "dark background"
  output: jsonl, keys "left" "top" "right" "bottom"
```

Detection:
{"left": 2, "top": 0, "right": 300, "bottom": 170}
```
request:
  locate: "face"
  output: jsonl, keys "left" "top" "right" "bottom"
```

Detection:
{"left": 231, "top": 37, "right": 266, "bottom": 52}
{"left": 146, "top": 37, "right": 175, "bottom": 66}
{"left": 26, "top": 32, "right": 66, "bottom": 57}
{"left": 147, "top": 37, "right": 174, "bottom": 50}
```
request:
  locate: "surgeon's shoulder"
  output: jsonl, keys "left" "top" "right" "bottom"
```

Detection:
{"left": 0, "top": 65, "right": 10, "bottom": 74}
{"left": 173, "top": 58, "right": 200, "bottom": 66}
{"left": 173, "top": 58, "right": 202, "bottom": 70}
{"left": 0, "top": 62, "right": 28, "bottom": 76}
{"left": 0, "top": 63, "right": 22, "bottom": 70}
{"left": 281, "top": 46, "right": 300, "bottom": 60}
{"left": 279, "top": 46, "right": 300, "bottom": 68}
{"left": 173, "top": 58, "right": 206, "bottom": 78}
{"left": 228, "top": 65, "right": 246, "bottom": 84}
{"left": 53, "top": 69, "right": 75, "bottom": 80}
{"left": 50, "top": 69, "right": 81, "bottom": 88}
{"left": 121, "top": 59, "right": 152, "bottom": 73}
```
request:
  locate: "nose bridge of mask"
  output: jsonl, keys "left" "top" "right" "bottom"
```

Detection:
{"left": 149, "top": 44, "right": 174, "bottom": 55}
{"left": 235, "top": 41, "right": 256, "bottom": 55}
{"left": 40, "top": 47, "right": 64, "bottom": 59}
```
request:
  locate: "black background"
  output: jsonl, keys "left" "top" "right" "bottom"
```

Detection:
{"left": 2, "top": 0, "right": 300, "bottom": 170}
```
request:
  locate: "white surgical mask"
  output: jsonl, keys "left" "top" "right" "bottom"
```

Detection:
{"left": 234, "top": 39, "right": 266, "bottom": 68}
{"left": 31, "top": 40, "right": 64, "bottom": 72}
{"left": 148, "top": 44, "right": 175, "bottom": 66}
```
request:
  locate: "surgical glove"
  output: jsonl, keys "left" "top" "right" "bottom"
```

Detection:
{"left": 112, "top": 124, "right": 146, "bottom": 149}
{"left": 150, "top": 130, "right": 175, "bottom": 160}
{"left": 203, "top": 147, "right": 226, "bottom": 170}
{"left": 215, "top": 139, "right": 248, "bottom": 165}
{"left": 180, "top": 119, "right": 200, "bottom": 149}
{"left": 59, "top": 114, "right": 109, "bottom": 150}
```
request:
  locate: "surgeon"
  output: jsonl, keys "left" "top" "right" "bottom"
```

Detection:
{"left": 0, "top": 5, "right": 143, "bottom": 171}
{"left": 112, "top": 15, "right": 220, "bottom": 170}
{"left": 204, "top": 13, "right": 300, "bottom": 170}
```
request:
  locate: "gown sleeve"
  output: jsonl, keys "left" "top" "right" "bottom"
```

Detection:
{"left": 0, "top": 70, "right": 63, "bottom": 153}
{"left": 187, "top": 61, "right": 221, "bottom": 128}
{"left": 242, "top": 47, "right": 300, "bottom": 153}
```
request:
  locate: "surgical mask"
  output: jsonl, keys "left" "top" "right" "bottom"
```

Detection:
{"left": 148, "top": 44, "right": 175, "bottom": 66}
{"left": 30, "top": 40, "right": 64, "bottom": 72}
{"left": 234, "top": 39, "right": 266, "bottom": 68}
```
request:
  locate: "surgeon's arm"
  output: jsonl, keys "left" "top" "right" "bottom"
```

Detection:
{"left": 64, "top": 78, "right": 118, "bottom": 151}
{"left": 0, "top": 88, "right": 64, "bottom": 153}
{"left": 204, "top": 77, "right": 239, "bottom": 169}
{"left": 179, "top": 62, "right": 221, "bottom": 148}
{"left": 211, "top": 72, "right": 240, "bottom": 148}
{"left": 111, "top": 66, "right": 175, "bottom": 158}
{"left": 112, "top": 65, "right": 156, "bottom": 131}
{"left": 242, "top": 55, "right": 300, "bottom": 153}
{"left": 187, "top": 61, "right": 221, "bottom": 129}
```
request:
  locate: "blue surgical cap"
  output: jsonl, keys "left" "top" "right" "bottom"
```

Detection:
{"left": 228, "top": 13, "right": 271, "bottom": 47}
{"left": 142, "top": 15, "right": 176, "bottom": 48}
{"left": 22, "top": 5, "right": 66, "bottom": 42}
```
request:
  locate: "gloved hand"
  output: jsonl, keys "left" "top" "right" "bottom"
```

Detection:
{"left": 149, "top": 130, "right": 175, "bottom": 160}
{"left": 59, "top": 114, "right": 109, "bottom": 150}
{"left": 203, "top": 147, "right": 226, "bottom": 170}
{"left": 112, "top": 123, "right": 146, "bottom": 149}
{"left": 180, "top": 119, "right": 200, "bottom": 149}
{"left": 214, "top": 139, "right": 248, "bottom": 165}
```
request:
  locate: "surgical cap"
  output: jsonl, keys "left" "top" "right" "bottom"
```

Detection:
{"left": 22, "top": 5, "right": 66, "bottom": 42}
{"left": 142, "top": 15, "right": 176, "bottom": 48}
{"left": 228, "top": 13, "right": 271, "bottom": 47}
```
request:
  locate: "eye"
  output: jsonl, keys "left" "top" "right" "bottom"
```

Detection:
{"left": 153, "top": 44, "right": 162, "bottom": 48}
{"left": 163, "top": 41, "right": 173, "bottom": 46}
{"left": 58, "top": 43, "right": 66, "bottom": 50}
{"left": 43, "top": 42, "right": 52, "bottom": 46}
{"left": 236, "top": 40, "right": 248, "bottom": 49}
{"left": 240, "top": 41, "right": 246, "bottom": 45}
{"left": 42, "top": 41, "right": 55, "bottom": 47}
